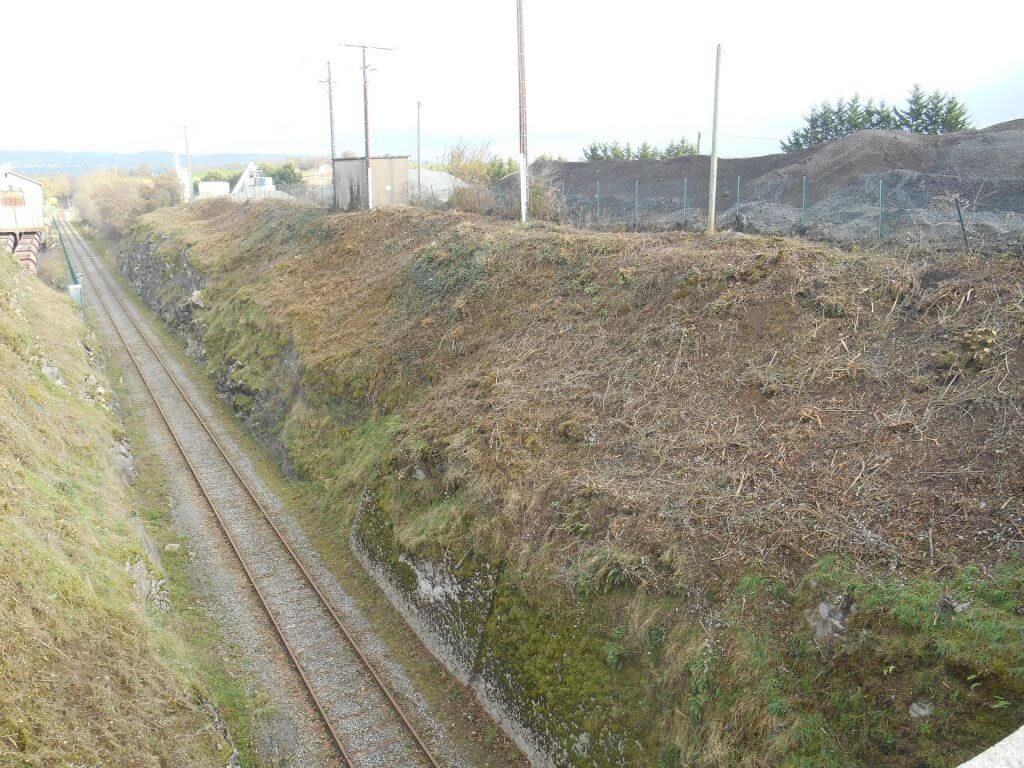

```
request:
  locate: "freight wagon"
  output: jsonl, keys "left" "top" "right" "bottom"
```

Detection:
{"left": 13, "top": 232, "right": 41, "bottom": 275}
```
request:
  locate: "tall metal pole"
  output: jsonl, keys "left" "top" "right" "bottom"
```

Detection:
{"left": 417, "top": 100, "right": 422, "bottom": 200}
{"left": 516, "top": 0, "right": 529, "bottom": 223}
{"left": 361, "top": 47, "right": 372, "bottom": 209}
{"left": 323, "top": 61, "right": 338, "bottom": 209}
{"left": 705, "top": 44, "right": 722, "bottom": 234}
{"left": 183, "top": 126, "right": 193, "bottom": 202}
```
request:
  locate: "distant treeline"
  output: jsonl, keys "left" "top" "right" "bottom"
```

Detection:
{"left": 583, "top": 137, "right": 697, "bottom": 161}
{"left": 781, "top": 85, "right": 971, "bottom": 152}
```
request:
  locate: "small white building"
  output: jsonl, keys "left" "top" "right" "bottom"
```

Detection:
{"left": 197, "top": 180, "right": 231, "bottom": 199}
{"left": 333, "top": 155, "right": 410, "bottom": 210}
{"left": 0, "top": 166, "right": 45, "bottom": 233}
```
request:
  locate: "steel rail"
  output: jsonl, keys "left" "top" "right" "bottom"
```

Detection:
{"left": 62, "top": 220, "right": 442, "bottom": 768}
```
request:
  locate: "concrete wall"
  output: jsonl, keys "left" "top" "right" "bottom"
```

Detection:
{"left": 333, "top": 156, "right": 409, "bottom": 211}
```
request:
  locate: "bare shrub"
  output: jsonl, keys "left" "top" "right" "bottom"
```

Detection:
{"left": 72, "top": 170, "right": 182, "bottom": 237}
{"left": 441, "top": 141, "right": 510, "bottom": 215}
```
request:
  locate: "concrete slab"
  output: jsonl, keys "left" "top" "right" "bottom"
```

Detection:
{"left": 958, "top": 726, "right": 1024, "bottom": 768}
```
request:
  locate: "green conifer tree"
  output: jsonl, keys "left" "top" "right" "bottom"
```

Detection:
{"left": 897, "top": 84, "right": 929, "bottom": 132}
{"left": 940, "top": 95, "right": 971, "bottom": 133}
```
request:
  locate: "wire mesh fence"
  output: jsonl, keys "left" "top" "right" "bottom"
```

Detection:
{"left": 273, "top": 179, "right": 455, "bottom": 210}
{"left": 281, "top": 158, "right": 1021, "bottom": 253}
{"left": 281, "top": 183, "right": 335, "bottom": 208}
{"left": 556, "top": 171, "right": 1023, "bottom": 250}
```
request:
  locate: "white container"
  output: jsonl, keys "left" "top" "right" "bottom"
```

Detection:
{"left": 197, "top": 181, "right": 230, "bottom": 199}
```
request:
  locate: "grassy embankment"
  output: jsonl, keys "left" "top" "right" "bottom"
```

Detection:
{"left": 128, "top": 199, "right": 1023, "bottom": 767}
{"left": 0, "top": 251, "right": 256, "bottom": 766}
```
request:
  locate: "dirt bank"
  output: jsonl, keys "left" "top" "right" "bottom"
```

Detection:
{"left": 121, "top": 199, "right": 1024, "bottom": 767}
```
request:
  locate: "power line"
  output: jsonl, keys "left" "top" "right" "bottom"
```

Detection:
{"left": 720, "top": 134, "right": 781, "bottom": 141}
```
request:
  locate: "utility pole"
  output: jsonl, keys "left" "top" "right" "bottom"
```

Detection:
{"left": 183, "top": 126, "right": 193, "bottom": 202}
{"left": 343, "top": 43, "right": 394, "bottom": 210}
{"left": 696, "top": 131, "right": 702, "bottom": 156}
{"left": 515, "top": 0, "right": 528, "bottom": 223}
{"left": 705, "top": 44, "right": 722, "bottom": 234}
{"left": 321, "top": 61, "right": 338, "bottom": 209}
{"left": 416, "top": 100, "right": 422, "bottom": 201}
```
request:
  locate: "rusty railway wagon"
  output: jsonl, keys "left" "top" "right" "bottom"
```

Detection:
{"left": 12, "top": 232, "right": 41, "bottom": 275}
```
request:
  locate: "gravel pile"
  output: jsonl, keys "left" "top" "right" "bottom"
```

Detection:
{"left": 551, "top": 120, "right": 1024, "bottom": 244}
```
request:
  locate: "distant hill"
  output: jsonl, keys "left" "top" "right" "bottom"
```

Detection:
{"left": 0, "top": 150, "right": 314, "bottom": 177}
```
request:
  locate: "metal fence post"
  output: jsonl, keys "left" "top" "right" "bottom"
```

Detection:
{"left": 955, "top": 198, "right": 970, "bottom": 253}
{"left": 682, "top": 177, "right": 688, "bottom": 229}
{"left": 878, "top": 178, "right": 884, "bottom": 240}
{"left": 801, "top": 175, "right": 808, "bottom": 230}
{"left": 735, "top": 175, "right": 742, "bottom": 227}
{"left": 634, "top": 178, "right": 639, "bottom": 230}
{"left": 53, "top": 216, "right": 79, "bottom": 286}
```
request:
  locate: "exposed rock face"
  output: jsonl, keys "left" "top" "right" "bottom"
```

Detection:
{"left": 125, "top": 559, "right": 170, "bottom": 611}
{"left": 113, "top": 437, "right": 137, "bottom": 484}
{"left": 118, "top": 237, "right": 207, "bottom": 360}
{"left": 118, "top": 236, "right": 298, "bottom": 472}
{"left": 804, "top": 594, "right": 856, "bottom": 646}
{"left": 910, "top": 701, "right": 935, "bottom": 719}
{"left": 40, "top": 359, "right": 66, "bottom": 387}
{"left": 214, "top": 351, "right": 301, "bottom": 474}
{"left": 350, "top": 495, "right": 561, "bottom": 767}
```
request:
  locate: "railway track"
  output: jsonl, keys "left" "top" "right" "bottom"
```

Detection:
{"left": 60, "top": 221, "right": 443, "bottom": 768}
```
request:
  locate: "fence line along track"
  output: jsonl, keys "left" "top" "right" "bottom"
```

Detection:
{"left": 61, "top": 220, "right": 442, "bottom": 768}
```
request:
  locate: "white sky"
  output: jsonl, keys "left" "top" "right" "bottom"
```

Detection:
{"left": 5, "top": 0, "right": 1024, "bottom": 161}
